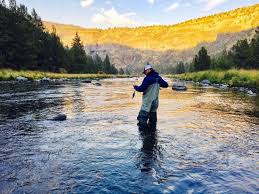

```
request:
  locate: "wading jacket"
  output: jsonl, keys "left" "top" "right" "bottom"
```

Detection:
{"left": 134, "top": 71, "right": 168, "bottom": 112}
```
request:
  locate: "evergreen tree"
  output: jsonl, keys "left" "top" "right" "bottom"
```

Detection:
{"left": 0, "top": 0, "right": 6, "bottom": 7}
{"left": 212, "top": 49, "right": 233, "bottom": 70}
{"left": 110, "top": 64, "right": 118, "bottom": 74}
{"left": 93, "top": 54, "right": 103, "bottom": 73}
{"left": 250, "top": 28, "right": 259, "bottom": 69}
{"left": 198, "top": 47, "right": 211, "bottom": 71}
{"left": 69, "top": 32, "right": 88, "bottom": 73}
{"left": 231, "top": 39, "right": 251, "bottom": 69}
{"left": 119, "top": 68, "right": 124, "bottom": 75}
{"left": 48, "top": 27, "right": 67, "bottom": 72}
{"left": 175, "top": 61, "right": 185, "bottom": 74}
{"left": 193, "top": 55, "right": 199, "bottom": 71}
{"left": 103, "top": 54, "right": 112, "bottom": 73}
{"left": 8, "top": 0, "right": 16, "bottom": 10}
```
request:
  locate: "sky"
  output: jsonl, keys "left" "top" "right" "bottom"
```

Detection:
{"left": 15, "top": 0, "right": 259, "bottom": 28}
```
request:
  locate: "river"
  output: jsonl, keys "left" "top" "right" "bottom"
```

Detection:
{"left": 0, "top": 78, "right": 258, "bottom": 193}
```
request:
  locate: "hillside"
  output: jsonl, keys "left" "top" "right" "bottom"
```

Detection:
{"left": 85, "top": 28, "right": 256, "bottom": 71}
{"left": 43, "top": 4, "right": 259, "bottom": 51}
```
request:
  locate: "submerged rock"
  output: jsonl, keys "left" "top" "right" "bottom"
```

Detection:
{"left": 247, "top": 90, "right": 257, "bottom": 96}
{"left": 172, "top": 82, "right": 187, "bottom": 91}
{"left": 16, "top": 76, "right": 28, "bottom": 82}
{"left": 201, "top": 79, "right": 211, "bottom": 85}
{"left": 219, "top": 84, "right": 228, "bottom": 90}
{"left": 92, "top": 80, "right": 102, "bottom": 86}
{"left": 51, "top": 114, "right": 67, "bottom": 121}
{"left": 94, "top": 82, "right": 102, "bottom": 86}
{"left": 41, "top": 77, "right": 51, "bottom": 83}
{"left": 82, "top": 79, "right": 92, "bottom": 83}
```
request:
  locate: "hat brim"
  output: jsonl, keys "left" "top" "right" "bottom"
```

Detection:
{"left": 143, "top": 68, "right": 152, "bottom": 73}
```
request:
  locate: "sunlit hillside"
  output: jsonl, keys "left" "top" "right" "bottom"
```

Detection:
{"left": 44, "top": 4, "right": 259, "bottom": 51}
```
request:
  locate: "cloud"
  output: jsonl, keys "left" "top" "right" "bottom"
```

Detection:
{"left": 105, "top": 1, "right": 111, "bottom": 5}
{"left": 80, "top": 0, "right": 94, "bottom": 7}
{"left": 201, "top": 0, "right": 227, "bottom": 11}
{"left": 147, "top": 0, "right": 155, "bottom": 5}
{"left": 91, "top": 7, "right": 138, "bottom": 27}
{"left": 165, "top": 2, "right": 179, "bottom": 12}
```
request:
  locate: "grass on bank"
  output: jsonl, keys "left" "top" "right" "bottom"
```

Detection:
{"left": 170, "top": 69, "right": 259, "bottom": 89}
{"left": 0, "top": 69, "right": 131, "bottom": 81}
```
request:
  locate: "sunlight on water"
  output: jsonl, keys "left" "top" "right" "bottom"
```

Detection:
{"left": 0, "top": 78, "right": 258, "bottom": 193}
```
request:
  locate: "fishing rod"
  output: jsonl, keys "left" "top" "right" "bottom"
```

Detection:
{"left": 125, "top": 65, "right": 140, "bottom": 99}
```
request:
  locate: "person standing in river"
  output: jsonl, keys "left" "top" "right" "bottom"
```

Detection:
{"left": 133, "top": 64, "right": 169, "bottom": 130}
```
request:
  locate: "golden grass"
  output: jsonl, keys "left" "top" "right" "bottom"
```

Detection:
{"left": 171, "top": 69, "right": 259, "bottom": 89}
{"left": 0, "top": 69, "right": 130, "bottom": 81}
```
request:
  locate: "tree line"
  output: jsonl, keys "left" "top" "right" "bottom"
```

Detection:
{"left": 0, "top": 0, "right": 119, "bottom": 74}
{"left": 165, "top": 28, "right": 259, "bottom": 74}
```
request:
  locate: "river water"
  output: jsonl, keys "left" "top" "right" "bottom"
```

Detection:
{"left": 0, "top": 78, "right": 258, "bottom": 193}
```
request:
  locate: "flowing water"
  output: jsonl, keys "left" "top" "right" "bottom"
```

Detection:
{"left": 0, "top": 78, "right": 258, "bottom": 193}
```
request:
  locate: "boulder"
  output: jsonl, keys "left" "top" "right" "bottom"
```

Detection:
{"left": 239, "top": 87, "right": 245, "bottom": 92}
{"left": 219, "top": 84, "right": 228, "bottom": 90}
{"left": 16, "top": 76, "right": 28, "bottom": 82}
{"left": 93, "top": 82, "right": 102, "bottom": 86}
{"left": 201, "top": 79, "right": 211, "bottom": 85}
{"left": 247, "top": 90, "right": 256, "bottom": 96}
{"left": 92, "top": 80, "right": 102, "bottom": 86}
{"left": 172, "top": 82, "right": 187, "bottom": 91}
{"left": 82, "top": 79, "right": 92, "bottom": 83}
{"left": 51, "top": 114, "right": 67, "bottom": 121}
{"left": 41, "top": 77, "right": 51, "bottom": 83}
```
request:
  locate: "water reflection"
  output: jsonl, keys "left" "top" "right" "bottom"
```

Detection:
{"left": 138, "top": 129, "right": 161, "bottom": 173}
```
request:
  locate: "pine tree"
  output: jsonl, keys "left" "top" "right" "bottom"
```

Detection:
{"left": 193, "top": 47, "right": 211, "bottom": 71}
{"left": 0, "top": 0, "right": 6, "bottom": 7}
{"left": 119, "top": 68, "right": 124, "bottom": 75}
{"left": 31, "top": 9, "right": 44, "bottom": 29}
{"left": 175, "top": 62, "right": 185, "bottom": 74}
{"left": 93, "top": 54, "right": 104, "bottom": 73}
{"left": 8, "top": 0, "right": 16, "bottom": 10}
{"left": 232, "top": 39, "right": 251, "bottom": 69}
{"left": 69, "top": 32, "right": 88, "bottom": 73}
{"left": 103, "top": 54, "right": 112, "bottom": 73}
{"left": 250, "top": 28, "right": 259, "bottom": 69}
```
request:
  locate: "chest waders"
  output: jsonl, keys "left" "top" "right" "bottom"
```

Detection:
{"left": 137, "top": 78, "right": 160, "bottom": 130}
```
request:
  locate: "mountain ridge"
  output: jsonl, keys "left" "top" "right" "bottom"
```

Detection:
{"left": 43, "top": 4, "right": 259, "bottom": 51}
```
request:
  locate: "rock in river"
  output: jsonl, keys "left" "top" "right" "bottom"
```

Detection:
{"left": 51, "top": 114, "right": 67, "bottom": 121}
{"left": 201, "top": 79, "right": 211, "bottom": 85}
{"left": 16, "top": 76, "right": 28, "bottom": 82}
{"left": 40, "top": 77, "right": 51, "bottom": 84}
{"left": 82, "top": 79, "right": 92, "bottom": 83}
{"left": 172, "top": 82, "right": 187, "bottom": 91}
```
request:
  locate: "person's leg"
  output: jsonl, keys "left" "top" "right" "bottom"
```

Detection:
{"left": 148, "top": 112, "right": 157, "bottom": 130}
{"left": 148, "top": 99, "right": 159, "bottom": 130}
{"left": 137, "top": 110, "right": 149, "bottom": 130}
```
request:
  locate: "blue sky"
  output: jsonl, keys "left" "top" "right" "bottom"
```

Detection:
{"left": 15, "top": 0, "right": 259, "bottom": 28}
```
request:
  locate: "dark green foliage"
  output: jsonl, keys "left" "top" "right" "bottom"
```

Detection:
{"left": 119, "top": 68, "right": 124, "bottom": 75}
{"left": 185, "top": 29, "right": 259, "bottom": 72}
{"left": 211, "top": 49, "right": 234, "bottom": 70}
{"left": 193, "top": 47, "right": 211, "bottom": 71}
{"left": 231, "top": 39, "right": 251, "bottom": 69}
{"left": 0, "top": 1, "right": 118, "bottom": 74}
{"left": 175, "top": 62, "right": 186, "bottom": 74}
{"left": 250, "top": 27, "right": 259, "bottom": 69}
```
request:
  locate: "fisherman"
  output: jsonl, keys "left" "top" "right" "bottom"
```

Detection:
{"left": 133, "top": 64, "right": 168, "bottom": 130}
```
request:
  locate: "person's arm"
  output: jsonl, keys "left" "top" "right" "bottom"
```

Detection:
{"left": 159, "top": 77, "right": 169, "bottom": 88}
{"left": 134, "top": 77, "right": 150, "bottom": 92}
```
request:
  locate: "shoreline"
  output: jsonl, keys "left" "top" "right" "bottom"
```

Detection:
{"left": 0, "top": 69, "right": 131, "bottom": 81}
{"left": 169, "top": 69, "right": 259, "bottom": 90}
